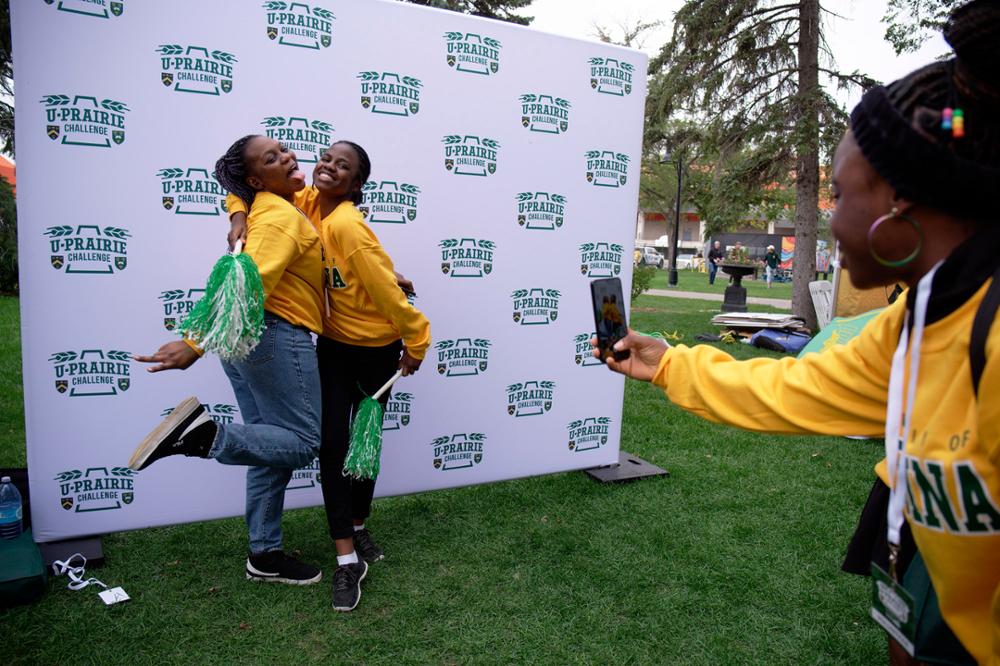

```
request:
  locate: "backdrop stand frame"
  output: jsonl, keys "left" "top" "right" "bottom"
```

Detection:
{"left": 38, "top": 536, "right": 104, "bottom": 569}
{"left": 584, "top": 451, "right": 669, "bottom": 483}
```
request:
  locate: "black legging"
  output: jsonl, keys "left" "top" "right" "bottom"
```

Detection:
{"left": 317, "top": 336, "right": 402, "bottom": 541}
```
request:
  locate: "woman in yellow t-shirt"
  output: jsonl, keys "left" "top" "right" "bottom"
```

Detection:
{"left": 129, "top": 135, "right": 326, "bottom": 587}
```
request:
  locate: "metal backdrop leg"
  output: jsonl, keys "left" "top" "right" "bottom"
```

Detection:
{"left": 584, "top": 451, "right": 669, "bottom": 483}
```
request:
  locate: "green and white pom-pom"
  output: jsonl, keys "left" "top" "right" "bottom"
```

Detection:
{"left": 344, "top": 370, "right": 402, "bottom": 480}
{"left": 178, "top": 240, "right": 265, "bottom": 361}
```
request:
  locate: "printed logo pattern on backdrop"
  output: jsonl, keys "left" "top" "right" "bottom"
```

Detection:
{"left": 15, "top": 0, "right": 647, "bottom": 542}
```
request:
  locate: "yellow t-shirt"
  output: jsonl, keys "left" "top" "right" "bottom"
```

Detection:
{"left": 240, "top": 191, "right": 325, "bottom": 334}
{"left": 228, "top": 190, "right": 430, "bottom": 358}
{"left": 651, "top": 288, "right": 1000, "bottom": 663}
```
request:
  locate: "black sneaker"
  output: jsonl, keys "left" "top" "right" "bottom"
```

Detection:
{"left": 128, "top": 396, "right": 217, "bottom": 471}
{"left": 331, "top": 560, "right": 368, "bottom": 611}
{"left": 353, "top": 529, "right": 385, "bottom": 563}
{"left": 246, "top": 550, "right": 322, "bottom": 586}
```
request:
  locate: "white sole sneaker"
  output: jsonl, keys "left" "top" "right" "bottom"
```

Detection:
{"left": 245, "top": 560, "right": 323, "bottom": 586}
{"left": 127, "top": 396, "right": 202, "bottom": 471}
{"left": 332, "top": 560, "right": 369, "bottom": 612}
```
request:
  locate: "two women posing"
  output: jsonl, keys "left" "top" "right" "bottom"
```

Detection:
{"left": 129, "top": 136, "right": 429, "bottom": 612}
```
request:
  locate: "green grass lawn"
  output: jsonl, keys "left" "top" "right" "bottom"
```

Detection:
{"left": 648, "top": 267, "right": 795, "bottom": 301}
{"left": 1, "top": 295, "right": 885, "bottom": 664}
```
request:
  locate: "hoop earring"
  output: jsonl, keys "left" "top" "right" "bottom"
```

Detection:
{"left": 867, "top": 207, "right": 922, "bottom": 268}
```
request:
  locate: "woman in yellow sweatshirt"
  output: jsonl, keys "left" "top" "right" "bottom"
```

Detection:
{"left": 599, "top": 3, "right": 999, "bottom": 662}
{"left": 129, "top": 135, "right": 327, "bottom": 587}
{"left": 227, "top": 141, "right": 430, "bottom": 612}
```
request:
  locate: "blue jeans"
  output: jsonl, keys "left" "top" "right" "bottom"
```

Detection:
{"left": 708, "top": 261, "right": 718, "bottom": 284}
{"left": 214, "top": 313, "right": 321, "bottom": 554}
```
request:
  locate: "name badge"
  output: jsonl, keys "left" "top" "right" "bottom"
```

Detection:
{"left": 870, "top": 563, "right": 916, "bottom": 656}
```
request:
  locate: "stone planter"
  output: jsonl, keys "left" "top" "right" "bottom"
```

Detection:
{"left": 720, "top": 263, "right": 756, "bottom": 313}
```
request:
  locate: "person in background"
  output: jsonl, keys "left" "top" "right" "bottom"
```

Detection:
{"left": 764, "top": 245, "right": 778, "bottom": 289}
{"left": 595, "top": 1, "right": 1000, "bottom": 660}
{"left": 707, "top": 240, "right": 723, "bottom": 285}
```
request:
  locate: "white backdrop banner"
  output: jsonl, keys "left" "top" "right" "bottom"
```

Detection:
{"left": 13, "top": 0, "right": 647, "bottom": 543}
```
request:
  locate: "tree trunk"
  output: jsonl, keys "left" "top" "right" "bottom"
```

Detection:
{"left": 792, "top": 0, "right": 820, "bottom": 330}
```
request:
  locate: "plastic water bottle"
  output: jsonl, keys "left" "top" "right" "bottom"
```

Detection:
{"left": 0, "top": 476, "right": 23, "bottom": 539}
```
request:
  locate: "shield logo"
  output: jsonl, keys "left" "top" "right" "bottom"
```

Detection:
{"left": 490, "top": 62, "right": 498, "bottom": 73}
{"left": 358, "top": 206, "right": 369, "bottom": 217}
{"left": 586, "top": 172, "right": 594, "bottom": 183}
{"left": 560, "top": 121, "right": 568, "bottom": 132}
{"left": 580, "top": 264, "right": 589, "bottom": 275}
{"left": 409, "top": 102, "right": 419, "bottom": 115}
{"left": 110, "top": 1, "right": 123, "bottom": 16}
{"left": 625, "top": 84, "right": 632, "bottom": 94}
{"left": 447, "top": 55, "right": 456, "bottom": 67}
{"left": 513, "top": 312, "right": 521, "bottom": 323}
{"left": 162, "top": 197, "right": 174, "bottom": 210}
{"left": 407, "top": 209, "right": 416, "bottom": 221}
{"left": 507, "top": 405, "right": 515, "bottom": 415}
{"left": 267, "top": 26, "right": 278, "bottom": 40}
{"left": 478, "top": 361, "right": 488, "bottom": 371}
{"left": 568, "top": 441, "right": 575, "bottom": 450}
{"left": 544, "top": 401, "right": 552, "bottom": 411}
{"left": 620, "top": 175, "right": 627, "bottom": 185}
{"left": 556, "top": 217, "right": 564, "bottom": 227}
{"left": 112, "top": 130, "right": 124, "bottom": 145}
{"left": 321, "top": 34, "right": 331, "bottom": 47}
{"left": 55, "top": 380, "right": 68, "bottom": 393}
{"left": 441, "top": 263, "right": 450, "bottom": 274}
{"left": 361, "top": 96, "right": 371, "bottom": 109}
{"left": 115, "top": 256, "right": 127, "bottom": 270}
{"left": 488, "top": 163, "right": 496, "bottom": 174}
{"left": 575, "top": 355, "right": 582, "bottom": 365}
{"left": 122, "top": 492, "right": 133, "bottom": 505}
{"left": 437, "top": 364, "right": 446, "bottom": 374}
{"left": 401, "top": 415, "right": 410, "bottom": 426}
{"left": 517, "top": 214, "right": 526, "bottom": 226}
{"left": 51, "top": 255, "right": 64, "bottom": 270}
{"left": 590, "top": 79, "right": 598, "bottom": 89}
{"left": 474, "top": 453, "right": 482, "bottom": 463}
{"left": 433, "top": 458, "right": 442, "bottom": 469}
{"left": 601, "top": 436, "right": 608, "bottom": 444}
{"left": 61, "top": 497, "right": 74, "bottom": 510}
{"left": 161, "top": 72, "right": 173, "bottom": 87}
{"left": 47, "top": 125, "right": 60, "bottom": 140}
{"left": 484, "top": 263, "right": 492, "bottom": 275}
{"left": 445, "top": 159, "right": 454, "bottom": 171}
{"left": 550, "top": 311, "right": 558, "bottom": 321}
{"left": 221, "top": 79, "right": 232, "bottom": 93}
{"left": 614, "top": 265, "right": 621, "bottom": 275}
{"left": 164, "top": 317, "right": 177, "bottom": 331}
{"left": 521, "top": 116, "right": 530, "bottom": 128}
{"left": 118, "top": 377, "right": 130, "bottom": 391}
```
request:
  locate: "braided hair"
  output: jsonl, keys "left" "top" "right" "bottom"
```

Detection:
{"left": 332, "top": 140, "right": 371, "bottom": 206}
{"left": 214, "top": 134, "right": 259, "bottom": 208}
{"left": 849, "top": 0, "right": 999, "bottom": 220}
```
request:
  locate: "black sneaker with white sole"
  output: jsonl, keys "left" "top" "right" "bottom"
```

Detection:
{"left": 246, "top": 550, "right": 322, "bottom": 585}
{"left": 353, "top": 529, "right": 385, "bottom": 563}
{"left": 128, "top": 396, "right": 217, "bottom": 471}
{"left": 331, "top": 560, "right": 368, "bottom": 611}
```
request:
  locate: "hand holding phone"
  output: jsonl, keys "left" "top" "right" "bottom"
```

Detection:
{"left": 590, "top": 277, "right": 630, "bottom": 363}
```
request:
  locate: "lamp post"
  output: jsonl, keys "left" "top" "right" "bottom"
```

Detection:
{"left": 659, "top": 148, "right": 684, "bottom": 287}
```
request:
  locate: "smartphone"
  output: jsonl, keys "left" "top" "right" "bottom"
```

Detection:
{"left": 590, "top": 277, "right": 630, "bottom": 363}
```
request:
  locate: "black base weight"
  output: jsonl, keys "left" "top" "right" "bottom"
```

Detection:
{"left": 38, "top": 536, "right": 105, "bottom": 569}
{"left": 584, "top": 451, "right": 669, "bottom": 483}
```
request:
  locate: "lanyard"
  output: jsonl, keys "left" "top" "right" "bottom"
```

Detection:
{"left": 884, "top": 262, "right": 941, "bottom": 571}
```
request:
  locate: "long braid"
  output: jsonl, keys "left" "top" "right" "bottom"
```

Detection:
{"left": 214, "top": 135, "right": 259, "bottom": 209}
{"left": 333, "top": 140, "right": 371, "bottom": 205}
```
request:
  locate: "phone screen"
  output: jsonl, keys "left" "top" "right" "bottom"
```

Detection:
{"left": 590, "top": 277, "right": 630, "bottom": 362}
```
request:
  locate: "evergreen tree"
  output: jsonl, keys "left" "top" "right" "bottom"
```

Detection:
{"left": 883, "top": 0, "right": 962, "bottom": 54}
{"left": 401, "top": 0, "right": 533, "bottom": 25}
{"left": 648, "top": 0, "right": 874, "bottom": 328}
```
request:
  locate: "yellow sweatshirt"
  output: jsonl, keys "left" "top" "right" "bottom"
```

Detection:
{"left": 228, "top": 190, "right": 430, "bottom": 358}
{"left": 236, "top": 191, "right": 325, "bottom": 334}
{"left": 652, "top": 287, "right": 1000, "bottom": 664}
